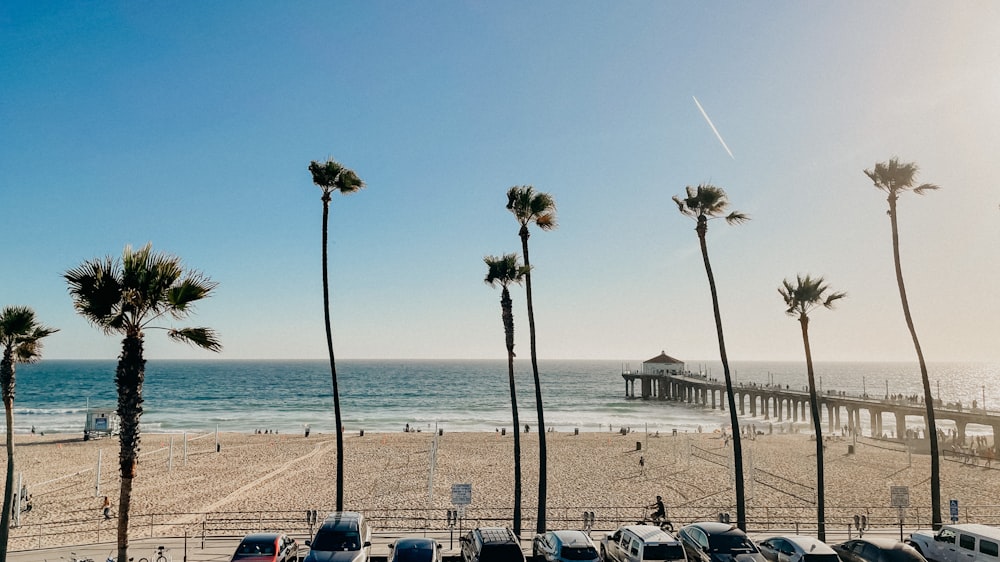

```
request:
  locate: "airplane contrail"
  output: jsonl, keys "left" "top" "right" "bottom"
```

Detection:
{"left": 692, "top": 95, "right": 735, "bottom": 160}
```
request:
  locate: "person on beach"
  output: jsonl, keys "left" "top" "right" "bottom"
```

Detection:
{"left": 639, "top": 455, "right": 645, "bottom": 475}
{"left": 649, "top": 495, "right": 665, "bottom": 523}
{"left": 102, "top": 495, "right": 111, "bottom": 519}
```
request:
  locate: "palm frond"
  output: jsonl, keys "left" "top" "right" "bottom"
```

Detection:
{"left": 725, "top": 211, "right": 750, "bottom": 225}
{"left": 0, "top": 306, "right": 58, "bottom": 364}
{"left": 167, "top": 274, "right": 218, "bottom": 316}
{"left": 65, "top": 256, "right": 124, "bottom": 330}
{"left": 167, "top": 327, "right": 222, "bottom": 352}
{"left": 506, "top": 185, "right": 558, "bottom": 230}
{"left": 914, "top": 183, "right": 940, "bottom": 195}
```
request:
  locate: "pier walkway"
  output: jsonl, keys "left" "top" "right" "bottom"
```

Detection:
{"left": 621, "top": 371, "right": 1000, "bottom": 445}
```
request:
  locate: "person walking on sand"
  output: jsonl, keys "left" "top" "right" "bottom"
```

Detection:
{"left": 102, "top": 495, "right": 111, "bottom": 519}
{"left": 639, "top": 455, "right": 645, "bottom": 475}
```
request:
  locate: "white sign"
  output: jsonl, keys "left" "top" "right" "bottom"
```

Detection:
{"left": 451, "top": 483, "right": 472, "bottom": 506}
{"left": 891, "top": 486, "right": 910, "bottom": 508}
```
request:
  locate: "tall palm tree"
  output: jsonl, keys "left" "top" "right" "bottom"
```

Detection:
{"left": 65, "top": 244, "right": 220, "bottom": 562}
{"left": 864, "top": 157, "right": 942, "bottom": 528}
{"left": 0, "top": 307, "right": 56, "bottom": 561}
{"left": 484, "top": 253, "right": 529, "bottom": 536}
{"left": 506, "top": 185, "right": 556, "bottom": 533}
{"left": 308, "top": 157, "right": 364, "bottom": 512}
{"left": 673, "top": 183, "right": 749, "bottom": 530}
{"left": 778, "top": 275, "right": 845, "bottom": 541}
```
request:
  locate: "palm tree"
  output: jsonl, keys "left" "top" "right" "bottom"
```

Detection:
{"left": 505, "top": 185, "right": 556, "bottom": 533}
{"left": 778, "top": 275, "right": 845, "bottom": 541}
{"left": 673, "top": 183, "right": 750, "bottom": 530}
{"left": 308, "top": 157, "right": 364, "bottom": 512}
{"left": 0, "top": 307, "right": 56, "bottom": 561}
{"left": 864, "top": 157, "right": 942, "bottom": 528}
{"left": 65, "top": 244, "right": 220, "bottom": 562}
{"left": 484, "top": 253, "right": 529, "bottom": 536}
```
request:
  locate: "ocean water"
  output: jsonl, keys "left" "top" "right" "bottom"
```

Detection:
{"left": 10, "top": 359, "right": 1000, "bottom": 436}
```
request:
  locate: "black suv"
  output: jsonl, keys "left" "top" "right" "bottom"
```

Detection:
{"left": 460, "top": 527, "right": 526, "bottom": 562}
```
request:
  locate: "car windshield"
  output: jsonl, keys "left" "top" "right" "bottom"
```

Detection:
{"left": 395, "top": 547, "right": 434, "bottom": 562}
{"left": 644, "top": 544, "right": 686, "bottom": 561}
{"left": 562, "top": 546, "right": 599, "bottom": 560}
{"left": 312, "top": 529, "right": 361, "bottom": 551}
{"left": 708, "top": 534, "right": 757, "bottom": 553}
{"left": 235, "top": 538, "right": 276, "bottom": 556}
{"left": 480, "top": 544, "right": 524, "bottom": 562}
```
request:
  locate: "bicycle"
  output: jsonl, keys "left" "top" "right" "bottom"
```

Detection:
{"left": 638, "top": 514, "right": 675, "bottom": 533}
{"left": 135, "top": 545, "right": 170, "bottom": 562}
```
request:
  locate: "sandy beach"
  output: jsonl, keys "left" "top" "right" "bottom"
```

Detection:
{"left": 3, "top": 428, "right": 998, "bottom": 551}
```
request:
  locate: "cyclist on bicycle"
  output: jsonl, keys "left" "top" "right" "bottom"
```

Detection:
{"left": 648, "top": 495, "right": 666, "bottom": 524}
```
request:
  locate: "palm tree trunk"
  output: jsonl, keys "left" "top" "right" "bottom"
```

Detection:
{"left": 888, "top": 196, "right": 941, "bottom": 528}
{"left": 696, "top": 218, "right": 746, "bottom": 530}
{"left": 321, "top": 192, "right": 345, "bottom": 512}
{"left": 0, "top": 353, "right": 14, "bottom": 562}
{"left": 800, "top": 316, "right": 826, "bottom": 541}
{"left": 519, "top": 227, "right": 547, "bottom": 533}
{"left": 116, "top": 333, "right": 145, "bottom": 562}
{"left": 502, "top": 288, "right": 522, "bottom": 536}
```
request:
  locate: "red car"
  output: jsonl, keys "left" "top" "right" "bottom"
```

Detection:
{"left": 231, "top": 533, "right": 299, "bottom": 562}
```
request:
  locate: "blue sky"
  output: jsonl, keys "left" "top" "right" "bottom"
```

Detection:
{"left": 2, "top": 2, "right": 998, "bottom": 362}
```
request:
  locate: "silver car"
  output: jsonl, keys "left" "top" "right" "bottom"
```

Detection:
{"left": 758, "top": 536, "right": 841, "bottom": 562}
{"left": 534, "top": 530, "right": 600, "bottom": 562}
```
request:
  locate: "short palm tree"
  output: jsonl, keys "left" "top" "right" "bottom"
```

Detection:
{"left": 673, "top": 183, "right": 749, "bottom": 530}
{"left": 864, "top": 157, "right": 942, "bottom": 528}
{"left": 505, "top": 185, "right": 556, "bottom": 533}
{"left": 779, "top": 275, "right": 845, "bottom": 541}
{"left": 308, "top": 157, "right": 364, "bottom": 512}
{"left": 484, "top": 253, "right": 529, "bottom": 536}
{"left": 0, "top": 306, "right": 56, "bottom": 561}
{"left": 65, "top": 244, "right": 220, "bottom": 562}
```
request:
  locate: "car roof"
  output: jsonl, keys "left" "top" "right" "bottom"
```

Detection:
{"left": 621, "top": 525, "right": 679, "bottom": 542}
{"left": 477, "top": 527, "right": 517, "bottom": 544}
{"left": 395, "top": 538, "right": 438, "bottom": 549}
{"left": 240, "top": 533, "right": 282, "bottom": 541}
{"left": 763, "top": 536, "right": 836, "bottom": 554}
{"left": 684, "top": 522, "right": 741, "bottom": 536}
{"left": 551, "top": 530, "right": 595, "bottom": 546}
{"left": 849, "top": 538, "right": 910, "bottom": 549}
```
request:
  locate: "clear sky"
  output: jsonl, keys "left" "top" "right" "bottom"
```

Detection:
{"left": 2, "top": 2, "right": 998, "bottom": 362}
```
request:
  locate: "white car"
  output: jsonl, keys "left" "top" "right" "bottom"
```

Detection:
{"left": 757, "top": 536, "right": 840, "bottom": 562}
{"left": 907, "top": 524, "right": 1000, "bottom": 562}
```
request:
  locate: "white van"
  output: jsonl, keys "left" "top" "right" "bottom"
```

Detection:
{"left": 601, "top": 525, "right": 687, "bottom": 562}
{"left": 908, "top": 524, "right": 1000, "bottom": 562}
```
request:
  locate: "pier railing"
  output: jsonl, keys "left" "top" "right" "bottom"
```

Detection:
{"left": 11, "top": 504, "right": 1000, "bottom": 551}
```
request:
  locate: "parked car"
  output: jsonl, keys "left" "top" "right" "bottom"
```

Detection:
{"left": 305, "top": 511, "right": 373, "bottom": 562}
{"left": 230, "top": 533, "right": 298, "bottom": 562}
{"left": 533, "top": 530, "right": 600, "bottom": 562}
{"left": 601, "top": 525, "right": 686, "bottom": 562}
{"left": 460, "top": 527, "right": 526, "bottom": 562}
{"left": 907, "top": 524, "right": 1000, "bottom": 562}
{"left": 833, "top": 538, "right": 926, "bottom": 562}
{"left": 677, "top": 522, "right": 766, "bottom": 562}
{"left": 758, "top": 536, "right": 840, "bottom": 562}
{"left": 390, "top": 537, "right": 443, "bottom": 562}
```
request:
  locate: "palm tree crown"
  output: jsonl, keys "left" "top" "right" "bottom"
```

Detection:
{"left": 864, "top": 157, "right": 940, "bottom": 203}
{"left": 672, "top": 183, "right": 750, "bottom": 224}
{"left": 309, "top": 158, "right": 366, "bottom": 198}
{"left": 779, "top": 275, "right": 847, "bottom": 319}
{"left": 64, "top": 243, "right": 220, "bottom": 349}
{"left": 506, "top": 185, "right": 557, "bottom": 231}
{"left": 0, "top": 307, "right": 57, "bottom": 368}
{"left": 484, "top": 254, "right": 529, "bottom": 288}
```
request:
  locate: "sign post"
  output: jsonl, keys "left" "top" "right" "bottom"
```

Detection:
{"left": 451, "top": 484, "right": 472, "bottom": 542}
{"left": 891, "top": 486, "right": 910, "bottom": 541}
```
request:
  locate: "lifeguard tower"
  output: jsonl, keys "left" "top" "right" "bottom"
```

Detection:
{"left": 84, "top": 408, "right": 120, "bottom": 440}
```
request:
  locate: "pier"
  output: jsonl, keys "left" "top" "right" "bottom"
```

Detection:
{"left": 621, "top": 370, "right": 1000, "bottom": 445}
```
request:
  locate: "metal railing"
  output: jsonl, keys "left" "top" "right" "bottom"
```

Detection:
{"left": 10, "top": 504, "right": 1000, "bottom": 552}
